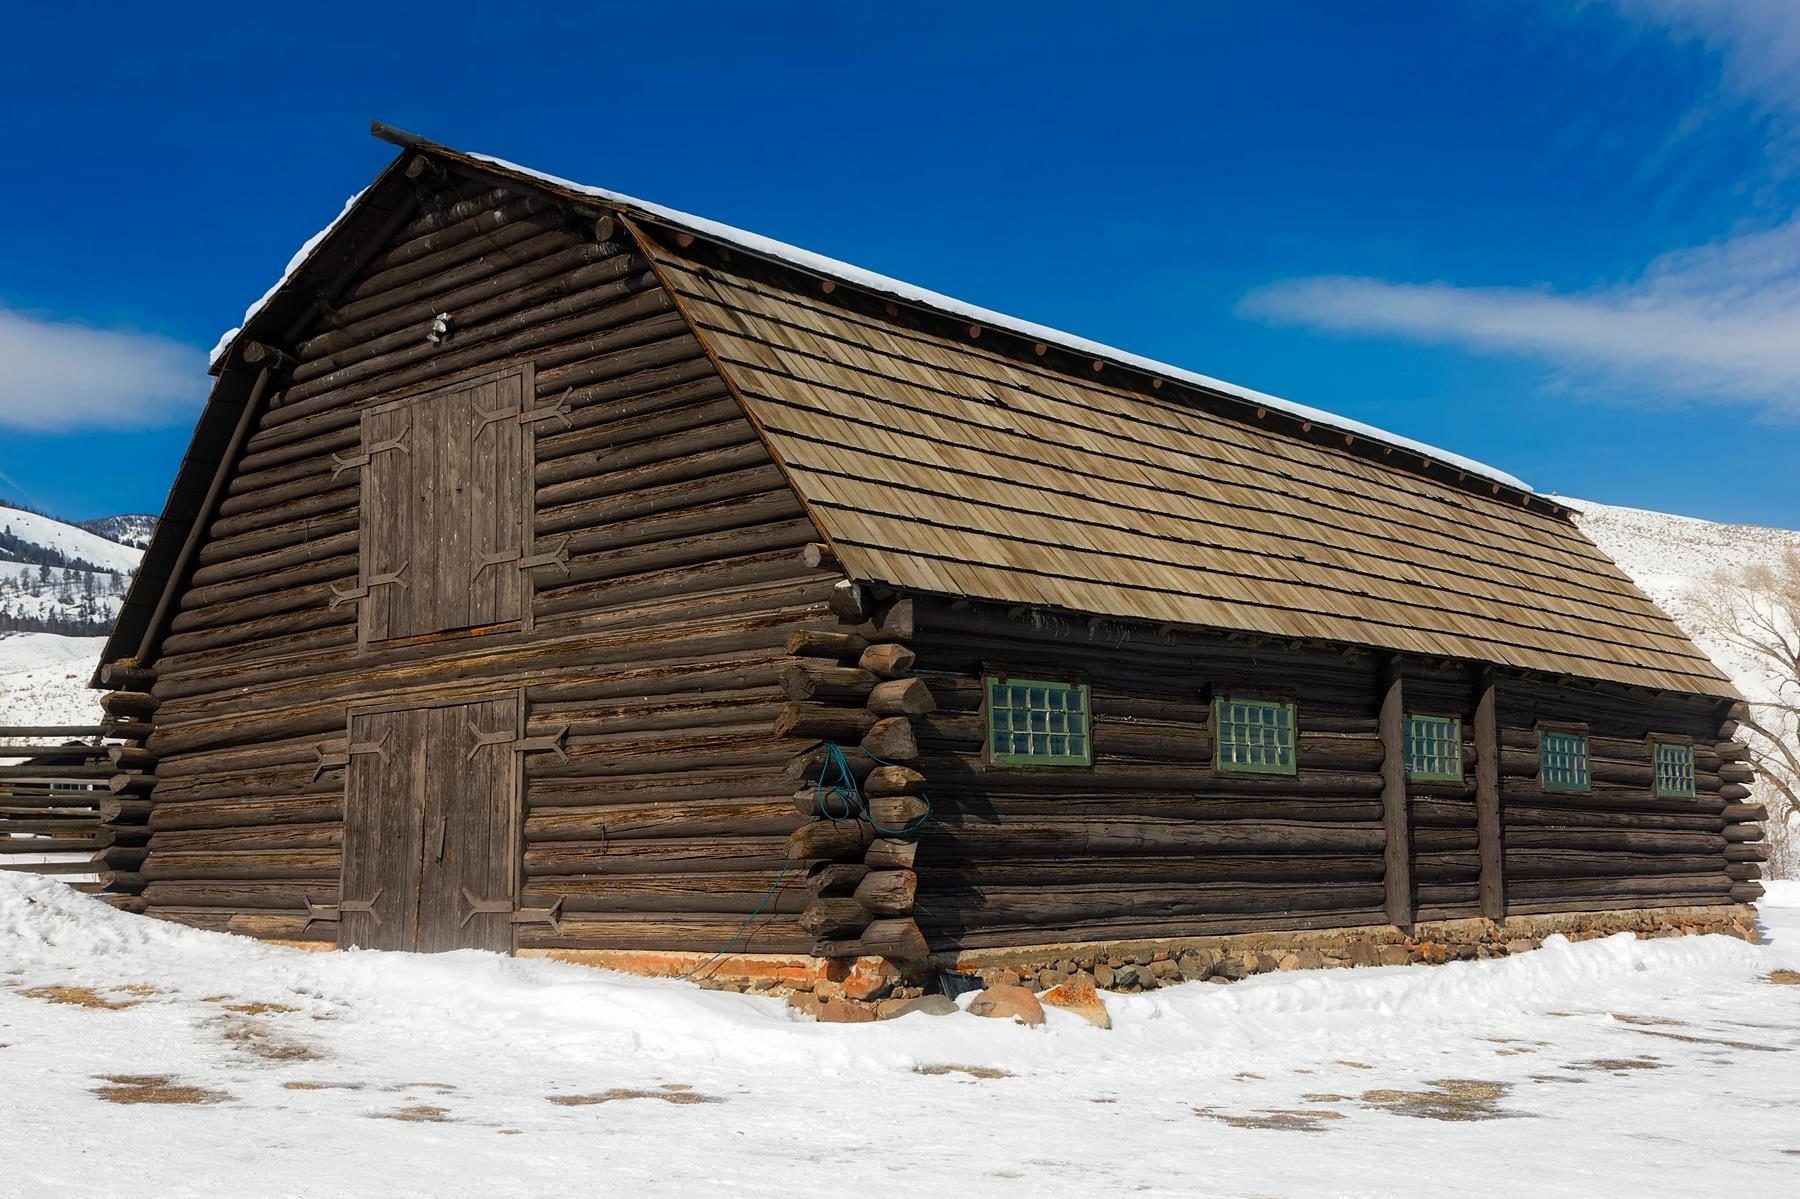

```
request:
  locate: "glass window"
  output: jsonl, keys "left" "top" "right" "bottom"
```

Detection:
{"left": 986, "top": 677, "right": 1090, "bottom": 766}
{"left": 1215, "top": 697, "right": 1297, "bottom": 775}
{"left": 1405, "top": 715, "right": 1462, "bottom": 782}
{"left": 1653, "top": 741, "right": 1696, "bottom": 799}
{"left": 1540, "top": 729, "right": 1590, "bottom": 793}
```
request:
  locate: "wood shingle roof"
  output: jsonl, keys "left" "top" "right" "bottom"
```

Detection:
{"left": 643, "top": 244, "right": 1733, "bottom": 697}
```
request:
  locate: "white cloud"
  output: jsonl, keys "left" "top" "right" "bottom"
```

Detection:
{"left": 1613, "top": 0, "right": 1800, "bottom": 119}
{"left": 0, "top": 307, "right": 203, "bottom": 432}
{"left": 1240, "top": 215, "right": 1800, "bottom": 416}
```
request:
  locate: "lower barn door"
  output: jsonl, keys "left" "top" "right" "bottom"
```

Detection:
{"left": 341, "top": 697, "right": 520, "bottom": 953}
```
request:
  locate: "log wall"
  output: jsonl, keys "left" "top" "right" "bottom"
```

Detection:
{"left": 904, "top": 598, "right": 1745, "bottom": 953}
{"left": 132, "top": 173, "right": 825, "bottom": 953}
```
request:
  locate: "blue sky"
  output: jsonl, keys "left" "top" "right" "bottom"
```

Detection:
{"left": 2, "top": 2, "right": 1797, "bottom": 526}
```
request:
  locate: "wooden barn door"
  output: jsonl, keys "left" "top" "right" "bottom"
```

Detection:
{"left": 340, "top": 696, "right": 520, "bottom": 953}
{"left": 352, "top": 365, "right": 533, "bottom": 646}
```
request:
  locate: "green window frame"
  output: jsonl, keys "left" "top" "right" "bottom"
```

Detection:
{"left": 1652, "top": 740, "right": 1696, "bottom": 799}
{"left": 1539, "top": 729, "right": 1590, "bottom": 793}
{"left": 1214, "top": 696, "right": 1297, "bottom": 775}
{"left": 986, "top": 676, "right": 1091, "bottom": 766}
{"left": 1405, "top": 714, "right": 1463, "bottom": 782}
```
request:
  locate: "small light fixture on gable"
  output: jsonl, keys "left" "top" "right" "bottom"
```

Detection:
{"left": 426, "top": 313, "right": 454, "bottom": 344}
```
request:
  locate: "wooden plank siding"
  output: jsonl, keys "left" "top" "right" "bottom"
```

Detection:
{"left": 136, "top": 175, "right": 830, "bottom": 952}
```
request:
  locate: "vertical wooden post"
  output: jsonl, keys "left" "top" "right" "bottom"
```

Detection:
{"left": 1473, "top": 668, "right": 1506, "bottom": 921}
{"left": 1378, "top": 657, "right": 1413, "bottom": 927}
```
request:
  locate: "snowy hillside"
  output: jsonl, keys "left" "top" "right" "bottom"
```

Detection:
{"left": 1566, "top": 498, "right": 1800, "bottom": 706}
{"left": 0, "top": 503, "right": 140, "bottom": 635}
{"left": 1, "top": 870, "right": 1797, "bottom": 1196}
{"left": 77, "top": 513, "right": 156, "bottom": 549}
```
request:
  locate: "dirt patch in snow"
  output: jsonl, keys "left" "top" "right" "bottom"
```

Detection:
{"left": 1621, "top": 1028, "right": 1787, "bottom": 1052}
{"left": 283, "top": 1081, "right": 364, "bottom": 1091}
{"left": 1359, "top": 1079, "right": 1516, "bottom": 1122}
{"left": 1766, "top": 970, "right": 1800, "bottom": 985}
{"left": 92, "top": 1075, "right": 231, "bottom": 1105}
{"left": 1564, "top": 1058, "right": 1665, "bottom": 1074}
{"left": 915, "top": 1063, "right": 1012, "bottom": 1080}
{"left": 18, "top": 985, "right": 141, "bottom": 1010}
{"left": 1611, "top": 1012, "right": 1687, "bottom": 1026}
{"left": 375, "top": 1105, "right": 452, "bottom": 1123}
{"left": 222, "top": 1001, "right": 299, "bottom": 1015}
{"left": 214, "top": 1015, "right": 320, "bottom": 1063}
{"left": 546, "top": 1087, "right": 719, "bottom": 1106}
{"left": 1194, "top": 1105, "right": 1346, "bottom": 1133}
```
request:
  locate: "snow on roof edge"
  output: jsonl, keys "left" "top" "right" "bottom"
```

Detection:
{"left": 467, "top": 152, "right": 1531, "bottom": 494}
{"left": 208, "top": 146, "right": 1533, "bottom": 494}
{"left": 208, "top": 188, "right": 369, "bottom": 368}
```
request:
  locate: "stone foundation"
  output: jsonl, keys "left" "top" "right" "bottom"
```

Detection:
{"left": 933, "top": 904, "right": 1762, "bottom": 995}
{"left": 268, "top": 903, "right": 1760, "bottom": 1018}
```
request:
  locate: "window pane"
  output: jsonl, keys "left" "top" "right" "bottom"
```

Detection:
{"left": 1216, "top": 697, "right": 1297, "bottom": 775}
{"left": 987, "top": 677, "right": 1091, "bottom": 766}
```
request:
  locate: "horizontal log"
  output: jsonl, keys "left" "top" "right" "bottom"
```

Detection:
{"left": 806, "top": 862, "right": 869, "bottom": 896}
{"left": 100, "top": 691, "right": 158, "bottom": 721}
{"left": 98, "top": 663, "right": 158, "bottom": 692}
{"left": 785, "top": 629, "right": 869, "bottom": 660}
{"left": 525, "top": 798, "right": 798, "bottom": 843}
{"left": 853, "top": 869, "right": 917, "bottom": 917}
{"left": 859, "top": 643, "right": 916, "bottom": 678}
{"left": 1724, "top": 842, "right": 1768, "bottom": 862}
{"left": 915, "top": 880, "right": 1387, "bottom": 925}
{"left": 862, "top": 716, "right": 918, "bottom": 761}
{"left": 151, "top": 795, "right": 343, "bottom": 832}
{"left": 518, "top": 915, "right": 811, "bottom": 954}
{"left": 143, "top": 880, "right": 336, "bottom": 909}
{"left": 778, "top": 662, "right": 876, "bottom": 703}
{"left": 1720, "top": 803, "right": 1766, "bottom": 823}
{"left": 864, "top": 765, "right": 926, "bottom": 796}
{"left": 814, "top": 917, "right": 928, "bottom": 962}
{"left": 1726, "top": 863, "right": 1762, "bottom": 882}
{"left": 1730, "top": 881, "right": 1764, "bottom": 902}
{"left": 926, "top": 817, "right": 1384, "bottom": 858}
{"left": 522, "top": 837, "right": 788, "bottom": 876}
{"left": 864, "top": 838, "right": 919, "bottom": 870}
{"left": 141, "top": 850, "right": 339, "bottom": 881}
{"left": 867, "top": 677, "right": 935, "bottom": 717}
{"left": 1723, "top": 824, "right": 1763, "bottom": 843}
{"left": 919, "top": 854, "right": 1387, "bottom": 889}
{"left": 519, "top": 873, "right": 803, "bottom": 915}
{"left": 801, "top": 897, "right": 869, "bottom": 938}
{"left": 773, "top": 702, "right": 876, "bottom": 743}
{"left": 785, "top": 819, "right": 875, "bottom": 861}
{"left": 827, "top": 580, "right": 870, "bottom": 622}
{"left": 866, "top": 795, "right": 930, "bottom": 830}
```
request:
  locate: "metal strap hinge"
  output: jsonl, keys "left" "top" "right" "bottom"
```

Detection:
{"left": 510, "top": 896, "right": 565, "bottom": 933}
{"left": 338, "top": 890, "right": 383, "bottom": 926}
{"left": 329, "top": 564, "right": 408, "bottom": 608}
{"left": 309, "top": 743, "right": 351, "bottom": 782}
{"left": 330, "top": 432, "right": 409, "bottom": 478}
{"left": 476, "top": 404, "right": 521, "bottom": 433}
{"left": 465, "top": 720, "right": 517, "bottom": 760}
{"left": 519, "top": 394, "right": 572, "bottom": 430}
{"left": 515, "top": 723, "right": 570, "bottom": 763}
{"left": 302, "top": 897, "right": 341, "bottom": 927}
{"left": 519, "top": 539, "right": 571, "bottom": 574}
{"left": 459, "top": 887, "right": 514, "bottom": 927}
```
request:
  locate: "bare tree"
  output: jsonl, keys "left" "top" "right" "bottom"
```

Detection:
{"left": 1692, "top": 550, "right": 1800, "bottom": 878}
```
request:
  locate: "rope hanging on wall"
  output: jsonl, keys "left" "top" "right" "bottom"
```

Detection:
{"left": 680, "top": 742, "right": 931, "bottom": 981}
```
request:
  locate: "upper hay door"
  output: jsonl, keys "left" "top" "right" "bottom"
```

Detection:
{"left": 344, "top": 365, "right": 535, "bottom": 646}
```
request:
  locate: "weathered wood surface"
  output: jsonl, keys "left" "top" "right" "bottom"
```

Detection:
{"left": 123, "top": 176, "right": 828, "bottom": 950}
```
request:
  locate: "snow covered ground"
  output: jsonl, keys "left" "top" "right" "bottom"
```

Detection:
{"left": 0, "top": 633, "right": 108, "bottom": 731}
{"left": 1, "top": 872, "right": 1797, "bottom": 1198}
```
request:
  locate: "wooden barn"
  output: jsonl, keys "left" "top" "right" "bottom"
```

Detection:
{"left": 89, "top": 124, "right": 1765, "bottom": 998}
